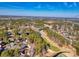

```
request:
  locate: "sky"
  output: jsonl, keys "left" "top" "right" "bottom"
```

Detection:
{"left": 0, "top": 2, "right": 79, "bottom": 17}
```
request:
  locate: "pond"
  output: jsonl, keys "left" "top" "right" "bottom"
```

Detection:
{"left": 57, "top": 54, "right": 67, "bottom": 57}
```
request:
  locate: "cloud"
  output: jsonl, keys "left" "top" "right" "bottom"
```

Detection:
{"left": 34, "top": 4, "right": 42, "bottom": 9}
{"left": 8, "top": 5, "right": 22, "bottom": 8}
{"left": 9, "top": 5, "right": 19, "bottom": 8}
{"left": 5, "top": 4, "right": 26, "bottom": 10}
{"left": 64, "top": 2, "right": 77, "bottom": 8}
{"left": 68, "top": 4, "right": 73, "bottom": 8}
{"left": 1, "top": 3, "right": 24, "bottom": 9}
{"left": 73, "top": 2, "right": 77, "bottom": 7}
{"left": 68, "top": 2, "right": 77, "bottom": 8}
{"left": 46, "top": 4, "right": 54, "bottom": 10}
{"left": 64, "top": 2, "right": 68, "bottom": 6}
{"left": 64, "top": 3, "right": 73, "bottom": 8}
{"left": 34, "top": 4, "right": 54, "bottom": 10}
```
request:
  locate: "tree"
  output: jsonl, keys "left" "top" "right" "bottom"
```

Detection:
{"left": 13, "top": 48, "right": 20, "bottom": 57}
{"left": 1, "top": 50, "right": 10, "bottom": 57}
{"left": 1, "top": 49, "right": 14, "bottom": 57}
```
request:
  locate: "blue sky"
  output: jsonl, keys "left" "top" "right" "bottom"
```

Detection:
{"left": 0, "top": 2, "right": 79, "bottom": 17}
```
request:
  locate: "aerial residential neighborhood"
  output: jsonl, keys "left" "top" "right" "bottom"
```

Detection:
{"left": 0, "top": 2, "right": 79, "bottom": 57}
{"left": 0, "top": 16, "right": 79, "bottom": 57}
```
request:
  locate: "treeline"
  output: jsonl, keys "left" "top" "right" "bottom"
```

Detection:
{"left": 43, "top": 27, "right": 69, "bottom": 47}
{"left": 28, "top": 29, "right": 60, "bottom": 55}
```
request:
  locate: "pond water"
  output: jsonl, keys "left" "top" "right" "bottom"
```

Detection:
{"left": 57, "top": 54, "right": 67, "bottom": 57}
